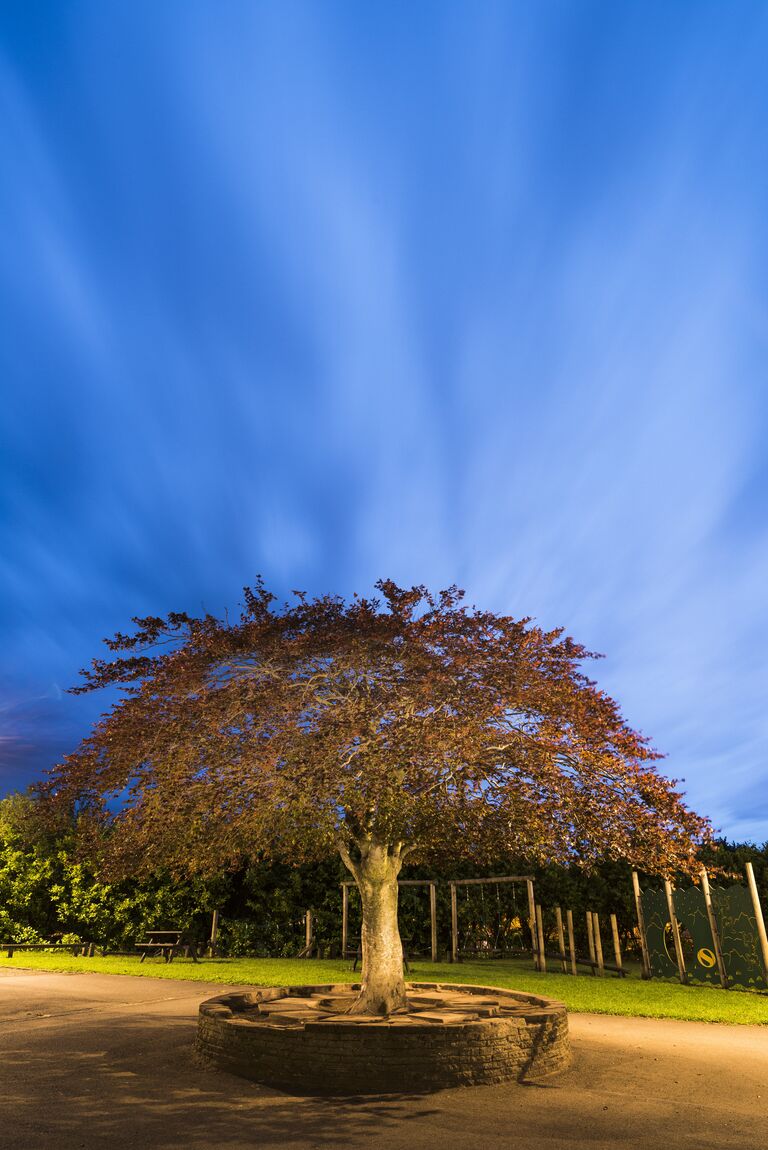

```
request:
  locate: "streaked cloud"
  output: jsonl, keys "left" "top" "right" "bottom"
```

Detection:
{"left": 1, "top": 2, "right": 767, "bottom": 843}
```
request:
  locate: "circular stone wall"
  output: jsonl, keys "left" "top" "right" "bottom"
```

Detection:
{"left": 197, "top": 982, "right": 570, "bottom": 1094}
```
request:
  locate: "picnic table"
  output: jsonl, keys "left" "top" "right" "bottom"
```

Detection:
{"left": 135, "top": 930, "right": 200, "bottom": 963}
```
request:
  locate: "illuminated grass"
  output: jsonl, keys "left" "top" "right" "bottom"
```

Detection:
{"left": 5, "top": 951, "right": 768, "bottom": 1025}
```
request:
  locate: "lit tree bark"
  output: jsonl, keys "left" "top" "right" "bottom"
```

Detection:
{"left": 340, "top": 839, "right": 407, "bottom": 1015}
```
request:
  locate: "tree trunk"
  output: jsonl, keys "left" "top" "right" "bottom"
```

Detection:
{"left": 341, "top": 840, "right": 408, "bottom": 1015}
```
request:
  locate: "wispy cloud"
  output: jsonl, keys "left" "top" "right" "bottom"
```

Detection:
{"left": 1, "top": 3, "right": 767, "bottom": 843}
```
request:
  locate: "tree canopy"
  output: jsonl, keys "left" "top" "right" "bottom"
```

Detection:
{"left": 41, "top": 579, "right": 709, "bottom": 878}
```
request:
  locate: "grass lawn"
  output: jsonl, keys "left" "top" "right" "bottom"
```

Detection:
{"left": 6, "top": 950, "right": 768, "bottom": 1026}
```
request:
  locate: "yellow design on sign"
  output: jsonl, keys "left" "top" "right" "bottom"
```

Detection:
{"left": 697, "top": 947, "right": 716, "bottom": 968}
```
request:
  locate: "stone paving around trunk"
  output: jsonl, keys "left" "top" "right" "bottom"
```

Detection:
{"left": 212, "top": 984, "right": 556, "bottom": 1024}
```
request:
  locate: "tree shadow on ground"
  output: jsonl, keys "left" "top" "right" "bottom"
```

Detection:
{"left": 2, "top": 1011, "right": 446, "bottom": 1150}
{"left": 5, "top": 1006, "right": 765, "bottom": 1150}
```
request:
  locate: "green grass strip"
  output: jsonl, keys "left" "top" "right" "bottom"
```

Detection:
{"left": 5, "top": 952, "right": 768, "bottom": 1026}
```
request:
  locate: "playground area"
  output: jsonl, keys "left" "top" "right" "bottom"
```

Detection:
{"left": 9, "top": 864, "right": 765, "bottom": 1003}
{"left": 2, "top": 966, "right": 766, "bottom": 1150}
{"left": 5, "top": 868, "right": 768, "bottom": 1144}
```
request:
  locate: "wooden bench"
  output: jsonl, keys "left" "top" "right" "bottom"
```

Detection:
{"left": 135, "top": 930, "right": 199, "bottom": 963}
{"left": 4, "top": 942, "right": 86, "bottom": 959}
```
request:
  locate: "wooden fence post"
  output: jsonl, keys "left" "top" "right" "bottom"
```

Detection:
{"left": 631, "top": 871, "right": 651, "bottom": 979}
{"left": 535, "top": 905, "right": 547, "bottom": 973}
{"left": 566, "top": 909, "right": 577, "bottom": 976}
{"left": 555, "top": 906, "right": 568, "bottom": 973}
{"left": 586, "top": 910, "right": 596, "bottom": 973}
{"left": 609, "top": 913, "right": 623, "bottom": 974}
{"left": 664, "top": 878, "right": 688, "bottom": 984}
{"left": 526, "top": 879, "right": 538, "bottom": 970}
{"left": 341, "top": 884, "right": 349, "bottom": 958}
{"left": 746, "top": 862, "right": 768, "bottom": 981}
{"left": 592, "top": 912, "right": 605, "bottom": 976}
{"left": 450, "top": 882, "right": 459, "bottom": 963}
{"left": 429, "top": 882, "right": 438, "bottom": 963}
{"left": 700, "top": 867, "right": 728, "bottom": 989}
{"left": 305, "top": 910, "right": 313, "bottom": 952}
{"left": 208, "top": 909, "right": 220, "bottom": 957}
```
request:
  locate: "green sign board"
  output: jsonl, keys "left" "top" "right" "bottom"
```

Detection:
{"left": 641, "top": 882, "right": 767, "bottom": 989}
{"left": 670, "top": 885, "right": 720, "bottom": 986}
{"left": 710, "top": 884, "right": 767, "bottom": 991}
{"left": 640, "top": 887, "right": 679, "bottom": 979}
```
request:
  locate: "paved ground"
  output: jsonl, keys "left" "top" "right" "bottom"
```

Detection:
{"left": 2, "top": 967, "right": 766, "bottom": 1149}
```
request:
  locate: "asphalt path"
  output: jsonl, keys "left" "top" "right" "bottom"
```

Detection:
{"left": 1, "top": 968, "right": 766, "bottom": 1149}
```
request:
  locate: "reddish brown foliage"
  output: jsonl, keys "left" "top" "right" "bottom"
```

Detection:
{"left": 40, "top": 580, "right": 710, "bottom": 878}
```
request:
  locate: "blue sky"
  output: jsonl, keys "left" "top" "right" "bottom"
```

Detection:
{"left": 1, "top": 2, "right": 767, "bottom": 843}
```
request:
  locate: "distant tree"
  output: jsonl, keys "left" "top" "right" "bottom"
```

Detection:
{"left": 0, "top": 791, "right": 217, "bottom": 947}
{"left": 700, "top": 837, "right": 768, "bottom": 910}
{"left": 41, "top": 580, "right": 709, "bottom": 1013}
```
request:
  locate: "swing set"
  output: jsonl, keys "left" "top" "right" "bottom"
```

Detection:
{"left": 339, "top": 875, "right": 539, "bottom": 965}
{"left": 448, "top": 876, "right": 536, "bottom": 962}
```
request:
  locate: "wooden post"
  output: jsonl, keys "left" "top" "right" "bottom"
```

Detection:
{"left": 555, "top": 906, "right": 567, "bottom": 973}
{"left": 450, "top": 882, "right": 459, "bottom": 963}
{"left": 631, "top": 871, "right": 651, "bottom": 979}
{"left": 535, "top": 904, "right": 547, "bottom": 973}
{"left": 700, "top": 867, "right": 728, "bottom": 989}
{"left": 664, "top": 878, "right": 687, "bottom": 984}
{"left": 609, "top": 913, "right": 623, "bottom": 974}
{"left": 566, "top": 909, "right": 577, "bottom": 976}
{"left": 745, "top": 862, "right": 768, "bottom": 981}
{"left": 342, "top": 884, "right": 349, "bottom": 958}
{"left": 586, "top": 910, "right": 596, "bottom": 971}
{"left": 526, "top": 879, "right": 538, "bottom": 970}
{"left": 592, "top": 912, "right": 605, "bottom": 975}
{"left": 208, "top": 909, "right": 220, "bottom": 957}
{"left": 305, "top": 910, "right": 313, "bottom": 952}
{"left": 429, "top": 882, "right": 438, "bottom": 963}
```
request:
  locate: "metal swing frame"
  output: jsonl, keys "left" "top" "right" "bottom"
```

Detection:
{"left": 339, "top": 875, "right": 538, "bottom": 967}
{"left": 448, "top": 876, "right": 536, "bottom": 964}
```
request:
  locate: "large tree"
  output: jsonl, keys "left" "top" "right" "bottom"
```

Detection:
{"left": 42, "top": 580, "right": 709, "bottom": 1013}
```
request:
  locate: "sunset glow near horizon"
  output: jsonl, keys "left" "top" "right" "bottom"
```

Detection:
{"left": 1, "top": 2, "right": 768, "bottom": 844}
